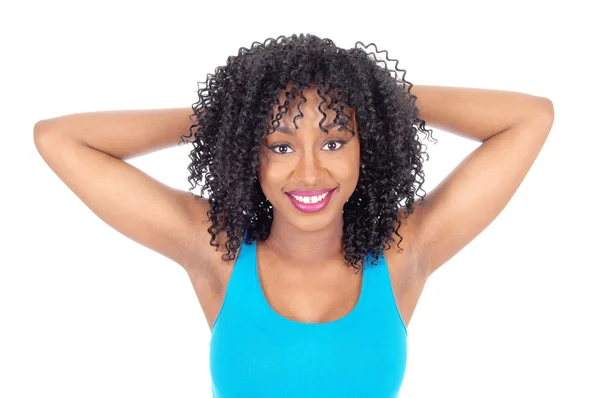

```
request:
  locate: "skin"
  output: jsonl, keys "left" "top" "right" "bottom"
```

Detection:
{"left": 257, "top": 82, "right": 361, "bottom": 270}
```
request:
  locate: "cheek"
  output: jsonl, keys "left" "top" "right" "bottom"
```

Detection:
{"left": 334, "top": 150, "right": 361, "bottom": 179}
{"left": 338, "top": 163, "right": 361, "bottom": 189}
{"left": 339, "top": 149, "right": 361, "bottom": 188}
{"left": 258, "top": 155, "right": 276, "bottom": 178}
{"left": 258, "top": 151, "right": 273, "bottom": 173}
{"left": 257, "top": 155, "right": 284, "bottom": 195}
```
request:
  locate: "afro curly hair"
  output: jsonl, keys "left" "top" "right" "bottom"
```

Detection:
{"left": 178, "top": 33, "right": 437, "bottom": 272}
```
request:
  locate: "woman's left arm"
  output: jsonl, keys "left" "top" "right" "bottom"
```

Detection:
{"left": 405, "top": 85, "right": 554, "bottom": 277}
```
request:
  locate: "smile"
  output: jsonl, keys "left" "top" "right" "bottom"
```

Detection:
{"left": 285, "top": 188, "right": 336, "bottom": 213}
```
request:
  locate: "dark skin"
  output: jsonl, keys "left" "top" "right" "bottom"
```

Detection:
{"left": 257, "top": 82, "right": 360, "bottom": 271}
{"left": 34, "top": 84, "right": 553, "bottom": 331}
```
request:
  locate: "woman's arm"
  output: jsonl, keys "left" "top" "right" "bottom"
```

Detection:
{"left": 35, "top": 107, "right": 196, "bottom": 160}
{"left": 410, "top": 85, "right": 552, "bottom": 142}
{"left": 33, "top": 107, "right": 210, "bottom": 272}
{"left": 403, "top": 85, "right": 554, "bottom": 277}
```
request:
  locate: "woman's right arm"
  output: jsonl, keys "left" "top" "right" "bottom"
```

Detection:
{"left": 33, "top": 108, "right": 211, "bottom": 273}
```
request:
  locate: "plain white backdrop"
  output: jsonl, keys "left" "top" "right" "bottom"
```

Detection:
{"left": 2, "top": 0, "right": 598, "bottom": 397}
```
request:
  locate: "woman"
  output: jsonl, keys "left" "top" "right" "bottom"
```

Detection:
{"left": 34, "top": 33, "right": 554, "bottom": 397}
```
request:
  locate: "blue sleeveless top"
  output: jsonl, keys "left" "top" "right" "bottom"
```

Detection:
{"left": 209, "top": 234, "right": 408, "bottom": 397}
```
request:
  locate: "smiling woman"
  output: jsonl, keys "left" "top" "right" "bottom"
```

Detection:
{"left": 181, "top": 36, "right": 434, "bottom": 271}
{"left": 257, "top": 82, "right": 362, "bottom": 233}
{"left": 35, "top": 32, "right": 435, "bottom": 398}
{"left": 172, "top": 34, "right": 435, "bottom": 396}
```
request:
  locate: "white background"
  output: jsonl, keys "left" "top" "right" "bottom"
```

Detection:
{"left": 2, "top": 0, "right": 598, "bottom": 397}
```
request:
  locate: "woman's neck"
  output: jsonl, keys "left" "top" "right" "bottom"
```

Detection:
{"left": 263, "top": 217, "right": 346, "bottom": 269}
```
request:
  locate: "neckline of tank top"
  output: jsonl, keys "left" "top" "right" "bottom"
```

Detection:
{"left": 244, "top": 236, "right": 387, "bottom": 328}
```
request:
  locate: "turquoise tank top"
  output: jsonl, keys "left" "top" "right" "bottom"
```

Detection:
{"left": 209, "top": 233, "right": 408, "bottom": 397}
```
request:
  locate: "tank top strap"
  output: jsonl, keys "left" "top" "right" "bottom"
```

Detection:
{"left": 210, "top": 231, "right": 271, "bottom": 339}
{"left": 358, "top": 249, "right": 408, "bottom": 336}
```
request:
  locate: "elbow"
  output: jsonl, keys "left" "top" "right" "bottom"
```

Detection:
{"left": 34, "top": 119, "right": 46, "bottom": 135}
{"left": 528, "top": 97, "right": 554, "bottom": 130}
{"left": 33, "top": 120, "right": 47, "bottom": 147}
{"left": 538, "top": 96, "right": 554, "bottom": 114}
{"left": 33, "top": 119, "right": 63, "bottom": 150}
{"left": 538, "top": 97, "right": 555, "bottom": 128}
{"left": 33, "top": 120, "right": 52, "bottom": 149}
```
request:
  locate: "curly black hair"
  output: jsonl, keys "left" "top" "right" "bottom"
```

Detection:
{"left": 178, "top": 33, "right": 437, "bottom": 272}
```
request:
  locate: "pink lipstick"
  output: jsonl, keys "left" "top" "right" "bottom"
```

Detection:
{"left": 285, "top": 188, "right": 336, "bottom": 213}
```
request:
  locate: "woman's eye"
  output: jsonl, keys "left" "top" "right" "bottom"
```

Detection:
{"left": 271, "top": 144, "right": 292, "bottom": 155}
{"left": 268, "top": 140, "right": 346, "bottom": 155}
{"left": 323, "top": 140, "right": 345, "bottom": 151}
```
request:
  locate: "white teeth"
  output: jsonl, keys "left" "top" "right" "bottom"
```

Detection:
{"left": 291, "top": 191, "right": 330, "bottom": 204}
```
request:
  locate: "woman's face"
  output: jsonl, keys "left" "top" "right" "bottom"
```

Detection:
{"left": 258, "top": 84, "right": 361, "bottom": 232}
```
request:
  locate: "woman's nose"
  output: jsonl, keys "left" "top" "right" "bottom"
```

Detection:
{"left": 293, "top": 150, "right": 326, "bottom": 185}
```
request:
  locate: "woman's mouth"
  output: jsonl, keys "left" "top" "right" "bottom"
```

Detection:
{"left": 285, "top": 188, "right": 336, "bottom": 214}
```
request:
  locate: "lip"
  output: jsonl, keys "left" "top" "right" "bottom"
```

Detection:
{"left": 285, "top": 188, "right": 336, "bottom": 214}
{"left": 286, "top": 188, "right": 335, "bottom": 196}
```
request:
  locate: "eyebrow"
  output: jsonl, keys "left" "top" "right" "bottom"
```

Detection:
{"left": 273, "top": 122, "right": 341, "bottom": 135}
